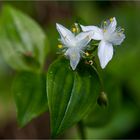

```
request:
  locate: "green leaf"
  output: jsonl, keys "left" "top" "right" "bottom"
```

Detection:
{"left": 83, "top": 73, "right": 122, "bottom": 128}
{"left": 0, "top": 5, "right": 49, "bottom": 72}
{"left": 12, "top": 71, "right": 48, "bottom": 127}
{"left": 47, "top": 57, "right": 100, "bottom": 137}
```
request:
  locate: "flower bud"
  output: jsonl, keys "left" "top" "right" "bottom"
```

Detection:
{"left": 97, "top": 91, "right": 108, "bottom": 107}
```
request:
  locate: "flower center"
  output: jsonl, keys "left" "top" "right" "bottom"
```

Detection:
{"left": 103, "top": 29, "right": 107, "bottom": 33}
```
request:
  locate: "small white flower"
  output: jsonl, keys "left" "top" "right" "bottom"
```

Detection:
{"left": 81, "top": 17, "right": 125, "bottom": 69}
{"left": 56, "top": 23, "right": 92, "bottom": 70}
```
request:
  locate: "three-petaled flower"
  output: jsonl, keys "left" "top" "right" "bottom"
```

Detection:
{"left": 56, "top": 23, "right": 93, "bottom": 70}
{"left": 81, "top": 17, "right": 125, "bottom": 69}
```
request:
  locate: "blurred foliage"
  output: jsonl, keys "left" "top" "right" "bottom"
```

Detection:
{"left": 12, "top": 71, "right": 48, "bottom": 127}
{"left": 0, "top": 5, "right": 49, "bottom": 72}
{"left": 0, "top": 1, "right": 140, "bottom": 139}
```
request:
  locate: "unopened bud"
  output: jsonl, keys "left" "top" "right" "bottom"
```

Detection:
{"left": 97, "top": 91, "right": 108, "bottom": 107}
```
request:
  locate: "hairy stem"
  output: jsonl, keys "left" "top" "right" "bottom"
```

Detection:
{"left": 91, "top": 64, "right": 104, "bottom": 91}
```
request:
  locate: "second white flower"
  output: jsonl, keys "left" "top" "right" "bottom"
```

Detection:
{"left": 56, "top": 23, "right": 93, "bottom": 70}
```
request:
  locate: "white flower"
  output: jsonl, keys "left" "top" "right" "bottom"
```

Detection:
{"left": 81, "top": 17, "right": 125, "bottom": 69}
{"left": 56, "top": 23, "right": 92, "bottom": 70}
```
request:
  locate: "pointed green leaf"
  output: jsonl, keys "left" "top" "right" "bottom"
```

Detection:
{"left": 47, "top": 57, "right": 100, "bottom": 137}
{"left": 0, "top": 5, "right": 49, "bottom": 72}
{"left": 12, "top": 72, "right": 48, "bottom": 127}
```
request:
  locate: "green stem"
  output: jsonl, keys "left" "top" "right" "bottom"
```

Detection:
{"left": 91, "top": 64, "right": 104, "bottom": 91}
{"left": 77, "top": 121, "right": 86, "bottom": 139}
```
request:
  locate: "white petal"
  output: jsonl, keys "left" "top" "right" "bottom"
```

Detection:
{"left": 75, "top": 31, "right": 92, "bottom": 49}
{"left": 65, "top": 48, "right": 80, "bottom": 70}
{"left": 80, "top": 25, "right": 103, "bottom": 40}
{"left": 56, "top": 23, "right": 75, "bottom": 47}
{"left": 109, "top": 32, "right": 125, "bottom": 45}
{"left": 98, "top": 41, "right": 113, "bottom": 69}
{"left": 107, "top": 17, "right": 117, "bottom": 33}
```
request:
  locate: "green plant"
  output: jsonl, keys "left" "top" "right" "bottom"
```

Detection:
{"left": 0, "top": 5, "right": 127, "bottom": 139}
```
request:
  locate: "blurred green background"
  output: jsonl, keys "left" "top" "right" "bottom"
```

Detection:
{"left": 0, "top": 1, "right": 140, "bottom": 139}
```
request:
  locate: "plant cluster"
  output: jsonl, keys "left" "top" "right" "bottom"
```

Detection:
{"left": 0, "top": 6, "right": 125, "bottom": 138}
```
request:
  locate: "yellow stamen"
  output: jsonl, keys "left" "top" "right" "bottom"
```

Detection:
{"left": 85, "top": 52, "right": 89, "bottom": 56}
{"left": 104, "top": 21, "right": 107, "bottom": 25}
{"left": 72, "top": 27, "right": 77, "bottom": 33}
{"left": 121, "top": 28, "right": 125, "bottom": 31}
{"left": 103, "top": 29, "right": 107, "bottom": 33}
{"left": 58, "top": 44, "right": 63, "bottom": 49}
{"left": 110, "top": 18, "right": 113, "bottom": 22}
